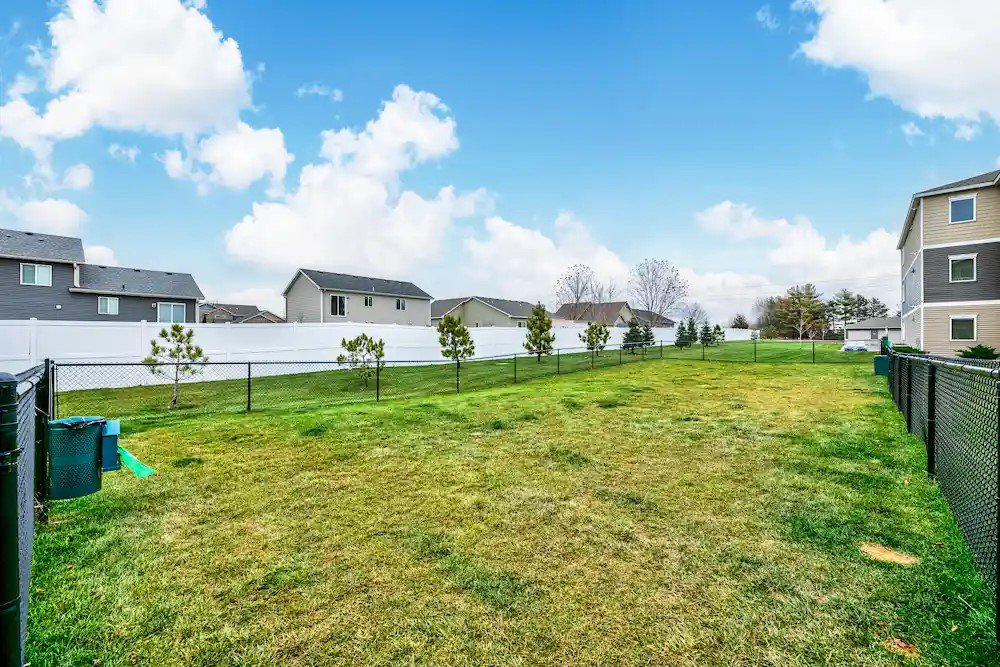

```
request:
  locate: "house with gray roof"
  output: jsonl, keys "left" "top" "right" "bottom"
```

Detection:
{"left": 283, "top": 268, "right": 432, "bottom": 325}
{"left": 430, "top": 296, "right": 542, "bottom": 328}
{"left": 551, "top": 301, "right": 637, "bottom": 327}
{"left": 845, "top": 317, "right": 901, "bottom": 348}
{"left": 200, "top": 302, "right": 285, "bottom": 324}
{"left": 0, "top": 227, "right": 203, "bottom": 322}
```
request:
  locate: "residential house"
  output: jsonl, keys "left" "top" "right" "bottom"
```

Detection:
{"left": 200, "top": 302, "right": 285, "bottom": 324}
{"left": 0, "top": 227, "right": 202, "bottom": 322}
{"left": 632, "top": 309, "right": 676, "bottom": 327}
{"left": 430, "top": 296, "right": 540, "bottom": 328}
{"left": 899, "top": 169, "right": 1000, "bottom": 354}
{"left": 283, "top": 268, "right": 432, "bottom": 325}
{"left": 552, "top": 301, "right": 637, "bottom": 327}
{"left": 844, "top": 317, "right": 901, "bottom": 348}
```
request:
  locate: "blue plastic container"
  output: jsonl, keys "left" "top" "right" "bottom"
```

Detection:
{"left": 102, "top": 420, "right": 121, "bottom": 472}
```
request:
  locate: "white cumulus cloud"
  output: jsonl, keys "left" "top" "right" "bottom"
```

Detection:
{"left": 108, "top": 143, "right": 140, "bottom": 162}
{"left": 225, "top": 85, "right": 485, "bottom": 275}
{"left": 796, "top": 0, "right": 1000, "bottom": 128}
{"left": 62, "top": 163, "right": 93, "bottom": 189}
{"left": 900, "top": 121, "right": 924, "bottom": 142}
{"left": 163, "top": 122, "right": 293, "bottom": 195}
{"left": 296, "top": 83, "right": 344, "bottom": 103}
{"left": 84, "top": 244, "right": 118, "bottom": 265}
{"left": 756, "top": 5, "right": 780, "bottom": 30}
{"left": 0, "top": 0, "right": 251, "bottom": 166}
{"left": 12, "top": 198, "right": 89, "bottom": 235}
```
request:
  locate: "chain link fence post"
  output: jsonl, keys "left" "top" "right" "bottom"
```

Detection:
{"left": 455, "top": 359, "right": 460, "bottom": 393}
{"left": 905, "top": 357, "right": 913, "bottom": 432}
{"left": 556, "top": 348, "right": 560, "bottom": 375}
{"left": 376, "top": 363, "right": 381, "bottom": 402}
{"left": 812, "top": 341, "right": 816, "bottom": 364}
{"left": 926, "top": 363, "right": 936, "bottom": 478}
{"left": 246, "top": 362, "right": 252, "bottom": 412}
{"left": 34, "top": 361, "right": 50, "bottom": 525}
{"left": 513, "top": 353, "right": 517, "bottom": 384}
{"left": 0, "top": 373, "right": 21, "bottom": 667}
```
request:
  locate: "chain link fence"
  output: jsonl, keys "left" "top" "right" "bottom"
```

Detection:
{"left": 1, "top": 362, "right": 51, "bottom": 666}
{"left": 887, "top": 351, "right": 1000, "bottom": 639}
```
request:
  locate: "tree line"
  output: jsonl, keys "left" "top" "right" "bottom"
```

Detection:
{"left": 748, "top": 286, "right": 892, "bottom": 340}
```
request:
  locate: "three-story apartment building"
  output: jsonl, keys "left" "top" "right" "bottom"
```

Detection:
{"left": 899, "top": 169, "right": 1000, "bottom": 354}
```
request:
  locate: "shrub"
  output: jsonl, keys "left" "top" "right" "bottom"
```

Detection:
{"left": 760, "top": 325, "right": 778, "bottom": 339}
{"left": 957, "top": 344, "right": 999, "bottom": 360}
{"left": 337, "top": 333, "right": 385, "bottom": 387}
{"left": 142, "top": 323, "right": 207, "bottom": 408}
{"left": 579, "top": 322, "right": 610, "bottom": 354}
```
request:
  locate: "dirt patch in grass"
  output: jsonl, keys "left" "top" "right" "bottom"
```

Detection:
{"left": 860, "top": 542, "right": 921, "bottom": 566}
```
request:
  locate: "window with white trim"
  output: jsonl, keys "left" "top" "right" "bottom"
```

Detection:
{"left": 157, "top": 302, "right": 186, "bottom": 323}
{"left": 396, "top": 298, "right": 406, "bottom": 311}
{"left": 331, "top": 295, "right": 346, "bottom": 316}
{"left": 364, "top": 296, "right": 373, "bottom": 307}
{"left": 949, "top": 254, "right": 977, "bottom": 282}
{"left": 950, "top": 315, "right": 977, "bottom": 341}
{"left": 949, "top": 194, "right": 976, "bottom": 223}
{"left": 98, "top": 296, "right": 119, "bottom": 315}
{"left": 20, "top": 263, "right": 52, "bottom": 286}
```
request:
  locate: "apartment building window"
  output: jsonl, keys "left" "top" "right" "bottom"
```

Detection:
{"left": 396, "top": 298, "right": 406, "bottom": 311}
{"left": 331, "top": 295, "right": 346, "bottom": 317}
{"left": 98, "top": 296, "right": 119, "bottom": 315}
{"left": 364, "top": 296, "right": 373, "bottom": 307}
{"left": 950, "top": 315, "right": 977, "bottom": 341}
{"left": 949, "top": 194, "right": 976, "bottom": 224}
{"left": 157, "top": 302, "right": 186, "bottom": 323}
{"left": 20, "top": 263, "right": 52, "bottom": 286}
{"left": 949, "top": 254, "right": 977, "bottom": 282}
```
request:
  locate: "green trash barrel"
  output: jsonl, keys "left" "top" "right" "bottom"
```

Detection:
{"left": 48, "top": 416, "right": 105, "bottom": 500}
{"left": 874, "top": 355, "right": 889, "bottom": 377}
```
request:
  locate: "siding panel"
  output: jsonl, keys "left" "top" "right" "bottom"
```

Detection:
{"left": 923, "top": 304, "right": 1000, "bottom": 355}
{"left": 923, "top": 187, "right": 1000, "bottom": 245}
{"left": 923, "top": 242, "right": 1000, "bottom": 302}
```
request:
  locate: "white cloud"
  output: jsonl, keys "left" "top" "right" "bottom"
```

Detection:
{"left": 796, "top": 0, "right": 1000, "bottom": 128}
{"left": 679, "top": 268, "right": 784, "bottom": 324}
{"left": 163, "top": 122, "right": 293, "bottom": 195}
{"left": 756, "top": 5, "right": 780, "bottom": 30}
{"left": 0, "top": 0, "right": 251, "bottom": 164}
{"left": 12, "top": 198, "right": 89, "bottom": 235}
{"left": 296, "top": 83, "right": 344, "bottom": 103}
{"left": 696, "top": 200, "right": 899, "bottom": 305}
{"left": 62, "top": 163, "right": 93, "bottom": 189}
{"left": 954, "top": 122, "right": 980, "bottom": 141}
{"left": 900, "top": 121, "right": 924, "bottom": 142}
{"left": 6, "top": 74, "right": 37, "bottom": 99}
{"left": 225, "top": 85, "right": 485, "bottom": 275}
{"left": 462, "top": 213, "right": 631, "bottom": 306}
{"left": 84, "top": 244, "right": 118, "bottom": 265}
{"left": 108, "top": 143, "right": 140, "bottom": 162}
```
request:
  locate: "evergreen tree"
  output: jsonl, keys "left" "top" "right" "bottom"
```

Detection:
{"left": 642, "top": 321, "right": 655, "bottom": 346}
{"left": 699, "top": 323, "right": 713, "bottom": 346}
{"left": 622, "top": 318, "right": 644, "bottom": 353}
{"left": 523, "top": 303, "right": 556, "bottom": 360}
{"left": 779, "top": 284, "right": 824, "bottom": 340}
{"left": 712, "top": 324, "right": 725, "bottom": 345}
{"left": 731, "top": 313, "right": 750, "bottom": 329}
{"left": 336, "top": 333, "right": 385, "bottom": 388}
{"left": 437, "top": 315, "right": 475, "bottom": 365}
{"left": 142, "top": 324, "right": 208, "bottom": 409}
{"left": 687, "top": 318, "right": 699, "bottom": 343}
{"left": 579, "top": 322, "right": 611, "bottom": 354}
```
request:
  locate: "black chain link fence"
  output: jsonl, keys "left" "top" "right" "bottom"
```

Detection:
{"left": 1, "top": 362, "right": 51, "bottom": 666}
{"left": 54, "top": 340, "right": 872, "bottom": 427}
{"left": 887, "top": 351, "right": 1000, "bottom": 639}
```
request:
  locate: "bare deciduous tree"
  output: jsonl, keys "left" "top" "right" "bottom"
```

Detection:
{"left": 591, "top": 277, "right": 620, "bottom": 305}
{"left": 678, "top": 301, "right": 709, "bottom": 327}
{"left": 629, "top": 259, "right": 688, "bottom": 325}
{"left": 554, "top": 264, "right": 596, "bottom": 318}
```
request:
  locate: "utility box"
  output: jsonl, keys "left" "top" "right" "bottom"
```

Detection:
{"left": 874, "top": 355, "right": 889, "bottom": 377}
{"left": 48, "top": 416, "right": 105, "bottom": 500}
{"left": 101, "top": 420, "right": 121, "bottom": 472}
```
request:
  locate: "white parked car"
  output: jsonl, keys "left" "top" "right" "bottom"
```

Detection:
{"left": 841, "top": 342, "right": 869, "bottom": 352}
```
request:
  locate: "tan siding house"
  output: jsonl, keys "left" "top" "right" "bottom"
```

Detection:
{"left": 430, "top": 297, "right": 538, "bottom": 327}
{"left": 898, "top": 169, "right": 1000, "bottom": 354}
{"left": 282, "top": 269, "right": 432, "bottom": 325}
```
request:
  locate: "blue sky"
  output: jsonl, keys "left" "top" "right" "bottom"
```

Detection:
{"left": 1, "top": 1, "right": 997, "bottom": 318}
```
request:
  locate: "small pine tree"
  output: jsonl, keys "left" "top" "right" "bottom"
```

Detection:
{"left": 336, "top": 333, "right": 385, "bottom": 387}
{"left": 699, "top": 323, "right": 713, "bottom": 347}
{"left": 437, "top": 315, "right": 475, "bottom": 365}
{"left": 580, "top": 322, "right": 610, "bottom": 354}
{"left": 675, "top": 317, "right": 695, "bottom": 348}
{"left": 731, "top": 313, "right": 750, "bottom": 329}
{"left": 642, "top": 322, "right": 655, "bottom": 346}
{"left": 750, "top": 329, "right": 760, "bottom": 341}
{"left": 523, "top": 303, "right": 556, "bottom": 360}
{"left": 622, "top": 318, "right": 644, "bottom": 354}
{"left": 712, "top": 324, "right": 725, "bottom": 345}
{"left": 142, "top": 323, "right": 208, "bottom": 408}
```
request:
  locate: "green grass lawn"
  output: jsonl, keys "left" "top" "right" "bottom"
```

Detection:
{"left": 30, "top": 358, "right": 995, "bottom": 665}
{"left": 56, "top": 340, "right": 870, "bottom": 432}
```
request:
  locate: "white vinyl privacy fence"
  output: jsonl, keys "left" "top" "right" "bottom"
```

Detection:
{"left": 0, "top": 318, "right": 754, "bottom": 375}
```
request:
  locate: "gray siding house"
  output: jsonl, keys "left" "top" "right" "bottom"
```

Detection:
{"left": 283, "top": 268, "right": 432, "bottom": 325}
{"left": 431, "top": 296, "right": 539, "bottom": 328}
{"left": 0, "top": 228, "right": 203, "bottom": 322}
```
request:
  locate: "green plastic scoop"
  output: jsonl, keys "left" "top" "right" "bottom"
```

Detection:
{"left": 117, "top": 446, "right": 155, "bottom": 478}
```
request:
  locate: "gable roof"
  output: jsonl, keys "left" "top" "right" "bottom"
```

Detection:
{"left": 845, "top": 316, "right": 901, "bottom": 331}
{"left": 0, "top": 228, "right": 85, "bottom": 263}
{"left": 431, "top": 296, "right": 537, "bottom": 319}
{"left": 201, "top": 303, "right": 261, "bottom": 318}
{"left": 899, "top": 169, "right": 1000, "bottom": 248}
{"left": 633, "top": 309, "right": 676, "bottom": 327}
{"left": 553, "top": 301, "right": 632, "bottom": 324}
{"left": 286, "top": 268, "right": 431, "bottom": 299}
{"left": 74, "top": 264, "right": 203, "bottom": 299}
{"left": 239, "top": 310, "right": 285, "bottom": 323}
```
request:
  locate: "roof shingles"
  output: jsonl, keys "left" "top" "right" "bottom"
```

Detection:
{"left": 76, "top": 264, "right": 203, "bottom": 299}
{"left": 0, "top": 228, "right": 85, "bottom": 263}
{"left": 297, "top": 269, "right": 431, "bottom": 299}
